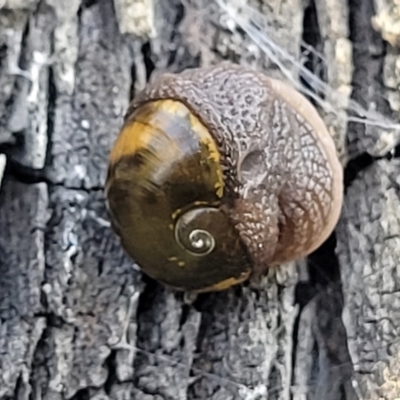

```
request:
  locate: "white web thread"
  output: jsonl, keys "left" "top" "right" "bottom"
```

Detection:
{"left": 213, "top": 0, "right": 400, "bottom": 153}
{"left": 107, "top": 1, "right": 399, "bottom": 397}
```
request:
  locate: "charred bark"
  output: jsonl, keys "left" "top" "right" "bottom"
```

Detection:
{"left": 0, "top": 1, "right": 399, "bottom": 399}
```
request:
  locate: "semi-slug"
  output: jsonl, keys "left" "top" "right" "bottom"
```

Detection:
{"left": 105, "top": 63, "right": 343, "bottom": 292}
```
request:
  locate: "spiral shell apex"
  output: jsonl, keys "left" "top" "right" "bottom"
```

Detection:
{"left": 106, "top": 98, "right": 251, "bottom": 292}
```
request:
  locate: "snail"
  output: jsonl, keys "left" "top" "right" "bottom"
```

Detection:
{"left": 105, "top": 63, "right": 343, "bottom": 292}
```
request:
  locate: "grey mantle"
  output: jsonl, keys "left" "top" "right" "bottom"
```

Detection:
{"left": 0, "top": 0, "right": 400, "bottom": 399}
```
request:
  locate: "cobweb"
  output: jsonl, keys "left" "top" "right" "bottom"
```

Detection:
{"left": 115, "top": 1, "right": 398, "bottom": 398}
{"left": 188, "top": 0, "right": 400, "bottom": 158}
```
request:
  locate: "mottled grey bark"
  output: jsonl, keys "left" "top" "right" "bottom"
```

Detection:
{"left": 0, "top": 0, "right": 399, "bottom": 399}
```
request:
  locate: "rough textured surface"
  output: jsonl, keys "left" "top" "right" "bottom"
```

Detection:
{"left": 338, "top": 0, "right": 400, "bottom": 398}
{"left": 0, "top": 0, "right": 399, "bottom": 399}
{"left": 114, "top": 0, "right": 155, "bottom": 38}
{"left": 338, "top": 159, "right": 400, "bottom": 400}
{"left": 129, "top": 63, "right": 342, "bottom": 270}
{"left": 372, "top": 0, "right": 400, "bottom": 47}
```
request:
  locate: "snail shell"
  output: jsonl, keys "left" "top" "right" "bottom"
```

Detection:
{"left": 105, "top": 63, "right": 343, "bottom": 292}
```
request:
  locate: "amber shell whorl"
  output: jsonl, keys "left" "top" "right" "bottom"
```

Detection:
{"left": 105, "top": 99, "right": 251, "bottom": 292}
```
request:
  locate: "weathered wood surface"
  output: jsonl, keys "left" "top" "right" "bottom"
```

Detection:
{"left": 0, "top": 0, "right": 399, "bottom": 399}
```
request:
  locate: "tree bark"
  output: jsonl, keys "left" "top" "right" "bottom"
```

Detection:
{"left": 0, "top": 0, "right": 399, "bottom": 399}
